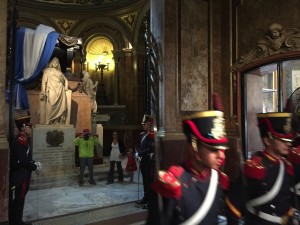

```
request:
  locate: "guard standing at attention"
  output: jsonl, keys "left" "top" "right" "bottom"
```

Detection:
{"left": 135, "top": 113, "right": 155, "bottom": 209}
{"left": 9, "top": 115, "right": 42, "bottom": 225}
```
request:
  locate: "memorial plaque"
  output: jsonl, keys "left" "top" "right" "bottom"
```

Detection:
{"left": 32, "top": 125, "right": 76, "bottom": 179}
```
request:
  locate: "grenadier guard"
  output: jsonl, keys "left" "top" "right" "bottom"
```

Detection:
{"left": 146, "top": 110, "right": 230, "bottom": 225}
{"left": 244, "top": 112, "right": 295, "bottom": 225}
{"left": 287, "top": 114, "right": 300, "bottom": 212}
{"left": 135, "top": 113, "right": 155, "bottom": 209}
{"left": 9, "top": 115, "right": 41, "bottom": 225}
{"left": 288, "top": 146, "right": 300, "bottom": 209}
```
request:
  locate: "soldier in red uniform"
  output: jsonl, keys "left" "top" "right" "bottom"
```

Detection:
{"left": 288, "top": 115, "right": 300, "bottom": 213}
{"left": 135, "top": 113, "right": 155, "bottom": 209}
{"left": 9, "top": 115, "right": 41, "bottom": 225}
{"left": 146, "top": 110, "right": 232, "bottom": 225}
{"left": 244, "top": 112, "right": 295, "bottom": 225}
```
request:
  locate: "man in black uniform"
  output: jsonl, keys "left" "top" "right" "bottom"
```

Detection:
{"left": 9, "top": 115, "right": 41, "bottom": 225}
{"left": 146, "top": 110, "right": 232, "bottom": 225}
{"left": 244, "top": 112, "right": 295, "bottom": 225}
{"left": 135, "top": 113, "right": 155, "bottom": 209}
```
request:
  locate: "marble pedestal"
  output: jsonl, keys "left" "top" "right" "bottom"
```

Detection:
{"left": 31, "top": 125, "right": 76, "bottom": 184}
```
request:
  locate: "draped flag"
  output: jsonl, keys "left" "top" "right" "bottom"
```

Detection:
{"left": 6, "top": 24, "right": 59, "bottom": 109}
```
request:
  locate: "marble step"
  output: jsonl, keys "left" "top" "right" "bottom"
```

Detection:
{"left": 29, "top": 163, "right": 130, "bottom": 190}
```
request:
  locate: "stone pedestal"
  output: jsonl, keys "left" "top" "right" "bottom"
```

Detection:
{"left": 31, "top": 125, "right": 76, "bottom": 183}
{"left": 96, "top": 124, "right": 103, "bottom": 158}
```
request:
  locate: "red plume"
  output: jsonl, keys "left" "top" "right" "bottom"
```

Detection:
{"left": 213, "top": 93, "right": 224, "bottom": 111}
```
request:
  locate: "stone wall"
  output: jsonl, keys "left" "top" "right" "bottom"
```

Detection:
{"left": 0, "top": 0, "right": 9, "bottom": 223}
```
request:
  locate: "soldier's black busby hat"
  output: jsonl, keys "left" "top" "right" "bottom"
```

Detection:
{"left": 182, "top": 110, "right": 228, "bottom": 150}
{"left": 141, "top": 113, "right": 154, "bottom": 125}
{"left": 15, "top": 115, "right": 32, "bottom": 129}
{"left": 257, "top": 112, "right": 293, "bottom": 142}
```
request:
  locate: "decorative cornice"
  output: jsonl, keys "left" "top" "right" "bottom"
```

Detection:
{"left": 36, "top": 0, "right": 95, "bottom": 5}
{"left": 52, "top": 18, "right": 78, "bottom": 34}
{"left": 119, "top": 12, "right": 137, "bottom": 30}
{"left": 232, "top": 23, "right": 300, "bottom": 72}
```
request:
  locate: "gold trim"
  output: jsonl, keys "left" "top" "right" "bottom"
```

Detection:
{"left": 200, "top": 141, "right": 229, "bottom": 150}
{"left": 15, "top": 115, "right": 31, "bottom": 121}
{"left": 257, "top": 112, "right": 292, "bottom": 118}
{"left": 182, "top": 110, "right": 224, "bottom": 121}
{"left": 225, "top": 196, "right": 241, "bottom": 218}
{"left": 278, "top": 138, "right": 293, "bottom": 142}
{"left": 119, "top": 12, "right": 137, "bottom": 30}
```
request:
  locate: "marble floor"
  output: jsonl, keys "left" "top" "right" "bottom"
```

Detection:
{"left": 23, "top": 157, "right": 229, "bottom": 225}
{"left": 24, "top": 178, "right": 143, "bottom": 222}
{"left": 23, "top": 157, "right": 145, "bottom": 225}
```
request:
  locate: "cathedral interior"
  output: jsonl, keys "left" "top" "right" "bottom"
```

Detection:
{"left": 2, "top": 0, "right": 300, "bottom": 224}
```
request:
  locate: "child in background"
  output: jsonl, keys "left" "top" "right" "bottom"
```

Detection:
{"left": 125, "top": 148, "right": 137, "bottom": 183}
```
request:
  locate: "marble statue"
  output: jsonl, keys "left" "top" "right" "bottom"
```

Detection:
{"left": 39, "top": 57, "right": 72, "bottom": 125}
{"left": 82, "top": 70, "right": 98, "bottom": 113}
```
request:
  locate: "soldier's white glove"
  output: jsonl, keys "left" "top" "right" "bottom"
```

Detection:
{"left": 34, "top": 162, "right": 42, "bottom": 174}
{"left": 135, "top": 153, "right": 139, "bottom": 159}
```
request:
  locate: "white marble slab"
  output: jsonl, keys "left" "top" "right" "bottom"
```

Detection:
{"left": 24, "top": 172, "right": 143, "bottom": 222}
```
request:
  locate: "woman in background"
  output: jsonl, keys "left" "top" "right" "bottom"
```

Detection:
{"left": 106, "top": 131, "right": 126, "bottom": 184}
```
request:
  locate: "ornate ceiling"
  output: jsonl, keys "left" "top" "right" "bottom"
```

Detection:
{"left": 35, "top": 0, "right": 131, "bottom": 5}
{"left": 19, "top": 0, "right": 143, "bottom": 10}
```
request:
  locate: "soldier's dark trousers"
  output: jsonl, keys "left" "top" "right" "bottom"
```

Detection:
{"left": 9, "top": 179, "right": 30, "bottom": 225}
{"left": 140, "top": 156, "right": 151, "bottom": 202}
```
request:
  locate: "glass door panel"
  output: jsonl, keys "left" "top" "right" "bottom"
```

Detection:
{"left": 282, "top": 59, "right": 300, "bottom": 106}
{"left": 244, "top": 63, "right": 278, "bottom": 157}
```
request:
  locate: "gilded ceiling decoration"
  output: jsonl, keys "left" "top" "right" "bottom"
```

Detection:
{"left": 35, "top": 0, "right": 119, "bottom": 5}
{"left": 88, "top": 38, "right": 113, "bottom": 55}
{"left": 119, "top": 12, "right": 137, "bottom": 30}
{"left": 52, "top": 19, "right": 78, "bottom": 34}
{"left": 36, "top": 0, "right": 95, "bottom": 4}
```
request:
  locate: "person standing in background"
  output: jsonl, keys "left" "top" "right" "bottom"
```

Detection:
{"left": 9, "top": 115, "right": 41, "bottom": 225}
{"left": 106, "top": 131, "right": 126, "bottom": 184}
{"left": 125, "top": 148, "right": 137, "bottom": 183}
{"left": 75, "top": 128, "right": 99, "bottom": 186}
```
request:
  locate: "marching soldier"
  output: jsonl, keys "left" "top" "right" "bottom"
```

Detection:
{"left": 146, "top": 109, "right": 231, "bottom": 225}
{"left": 244, "top": 112, "right": 295, "bottom": 225}
{"left": 288, "top": 114, "right": 300, "bottom": 213}
{"left": 9, "top": 115, "right": 41, "bottom": 225}
{"left": 135, "top": 113, "right": 155, "bottom": 209}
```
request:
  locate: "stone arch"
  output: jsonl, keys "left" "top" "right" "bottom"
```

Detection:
{"left": 132, "top": 2, "right": 150, "bottom": 48}
{"left": 69, "top": 17, "right": 129, "bottom": 50}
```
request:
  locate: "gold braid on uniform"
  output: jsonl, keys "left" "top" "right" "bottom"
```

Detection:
{"left": 191, "top": 135, "right": 198, "bottom": 152}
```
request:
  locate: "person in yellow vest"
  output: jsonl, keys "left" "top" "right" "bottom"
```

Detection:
{"left": 74, "top": 128, "right": 99, "bottom": 186}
